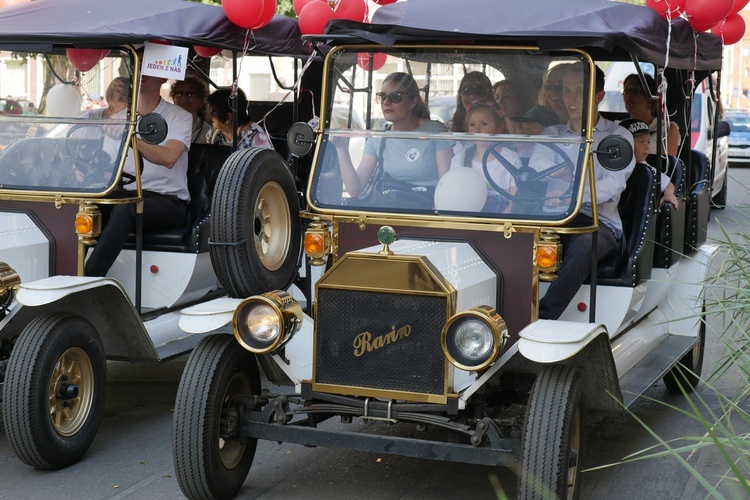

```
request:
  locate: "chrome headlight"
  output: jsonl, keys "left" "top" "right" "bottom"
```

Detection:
{"left": 441, "top": 306, "right": 508, "bottom": 371}
{"left": 233, "top": 290, "right": 303, "bottom": 354}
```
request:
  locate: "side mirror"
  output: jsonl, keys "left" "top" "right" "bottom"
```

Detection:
{"left": 716, "top": 120, "right": 731, "bottom": 139}
{"left": 287, "top": 122, "right": 315, "bottom": 157}
{"left": 137, "top": 113, "right": 168, "bottom": 145}
{"left": 594, "top": 134, "right": 633, "bottom": 171}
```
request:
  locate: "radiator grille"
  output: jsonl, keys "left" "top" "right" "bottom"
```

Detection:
{"left": 315, "top": 288, "right": 448, "bottom": 397}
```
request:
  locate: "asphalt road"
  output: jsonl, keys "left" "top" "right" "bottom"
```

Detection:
{"left": 1, "top": 169, "right": 749, "bottom": 500}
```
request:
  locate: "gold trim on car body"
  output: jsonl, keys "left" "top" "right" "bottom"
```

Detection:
{"left": 311, "top": 250, "right": 457, "bottom": 404}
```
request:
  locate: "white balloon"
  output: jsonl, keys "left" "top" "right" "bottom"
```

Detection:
{"left": 434, "top": 167, "right": 487, "bottom": 212}
{"left": 46, "top": 84, "right": 82, "bottom": 117}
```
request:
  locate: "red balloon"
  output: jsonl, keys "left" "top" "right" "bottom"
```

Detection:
{"left": 222, "top": 0, "right": 265, "bottom": 29}
{"left": 645, "top": 0, "right": 685, "bottom": 19}
{"left": 685, "top": 0, "right": 734, "bottom": 28}
{"left": 252, "top": 0, "right": 276, "bottom": 29}
{"left": 372, "top": 0, "right": 398, "bottom": 4}
{"left": 357, "top": 52, "right": 387, "bottom": 71}
{"left": 293, "top": 0, "right": 324, "bottom": 16}
{"left": 66, "top": 48, "right": 109, "bottom": 72}
{"left": 194, "top": 46, "right": 222, "bottom": 58}
{"left": 689, "top": 18, "right": 719, "bottom": 32}
{"left": 730, "top": 0, "right": 750, "bottom": 16}
{"left": 334, "top": 0, "right": 368, "bottom": 22}
{"left": 298, "top": 1, "right": 334, "bottom": 35}
{"left": 712, "top": 13, "right": 747, "bottom": 44}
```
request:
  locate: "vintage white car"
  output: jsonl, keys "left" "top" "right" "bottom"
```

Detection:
{"left": 0, "top": 0, "right": 311, "bottom": 471}
{"left": 169, "top": 0, "right": 724, "bottom": 499}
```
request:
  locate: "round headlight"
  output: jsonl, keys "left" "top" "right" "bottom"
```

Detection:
{"left": 233, "top": 291, "right": 302, "bottom": 354}
{"left": 452, "top": 320, "right": 494, "bottom": 360}
{"left": 441, "top": 306, "right": 508, "bottom": 371}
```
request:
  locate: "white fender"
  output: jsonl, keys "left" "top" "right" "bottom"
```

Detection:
{"left": 178, "top": 296, "right": 244, "bottom": 334}
{"left": 518, "top": 319, "right": 608, "bottom": 363}
{"left": 17, "top": 275, "right": 127, "bottom": 306}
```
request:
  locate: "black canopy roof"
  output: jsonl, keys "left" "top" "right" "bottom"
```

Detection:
{"left": 0, "top": 0, "right": 308, "bottom": 57}
{"left": 327, "top": 0, "right": 722, "bottom": 71}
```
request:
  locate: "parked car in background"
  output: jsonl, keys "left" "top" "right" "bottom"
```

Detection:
{"left": 691, "top": 79, "right": 731, "bottom": 207}
{"left": 726, "top": 109, "right": 750, "bottom": 167}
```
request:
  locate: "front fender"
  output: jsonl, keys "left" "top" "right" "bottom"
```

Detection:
{"left": 178, "top": 296, "right": 244, "bottom": 334}
{"left": 518, "top": 319, "right": 607, "bottom": 363}
{"left": 518, "top": 319, "right": 622, "bottom": 413}
{"left": 9, "top": 276, "right": 159, "bottom": 361}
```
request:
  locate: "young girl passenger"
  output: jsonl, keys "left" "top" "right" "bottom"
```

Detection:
{"left": 449, "top": 99, "right": 521, "bottom": 211}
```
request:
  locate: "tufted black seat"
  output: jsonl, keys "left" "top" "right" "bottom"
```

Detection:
{"left": 649, "top": 155, "right": 686, "bottom": 268}
{"left": 124, "top": 143, "right": 232, "bottom": 253}
{"left": 596, "top": 162, "right": 657, "bottom": 287}
{"left": 684, "top": 149, "right": 710, "bottom": 251}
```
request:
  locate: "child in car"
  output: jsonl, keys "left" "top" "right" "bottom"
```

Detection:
{"left": 449, "top": 99, "right": 520, "bottom": 211}
{"left": 619, "top": 118, "right": 679, "bottom": 210}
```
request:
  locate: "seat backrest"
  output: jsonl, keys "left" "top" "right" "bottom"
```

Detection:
{"left": 618, "top": 162, "right": 656, "bottom": 264}
{"left": 185, "top": 143, "right": 233, "bottom": 226}
{"left": 648, "top": 155, "right": 686, "bottom": 268}
{"left": 597, "top": 162, "right": 657, "bottom": 286}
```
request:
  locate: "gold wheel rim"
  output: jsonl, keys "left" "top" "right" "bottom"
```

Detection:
{"left": 254, "top": 181, "right": 291, "bottom": 272}
{"left": 218, "top": 372, "right": 251, "bottom": 469}
{"left": 48, "top": 347, "right": 95, "bottom": 437}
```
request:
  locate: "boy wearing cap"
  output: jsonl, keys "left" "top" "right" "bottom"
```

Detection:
{"left": 620, "top": 118, "right": 679, "bottom": 210}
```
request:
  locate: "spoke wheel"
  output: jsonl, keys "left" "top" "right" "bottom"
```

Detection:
{"left": 48, "top": 347, "right": 95, "bottom": 437}
{"left": 3, "top": 312, "right": 105, "bottom": 470}
{"left": 173, "top": 335, "right": 260, "bottom": 500}
{"left": 519, "top": 365, "right": 585, "bottom": 500}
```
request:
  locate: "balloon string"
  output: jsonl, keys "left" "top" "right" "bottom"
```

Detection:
{"left": 256, "top": 49, "right": 319, "bottom": 139}
{"left": 231, "top": 28, "right": 258, "bottom": 98}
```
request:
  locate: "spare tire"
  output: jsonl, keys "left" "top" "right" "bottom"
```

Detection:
{"left": 210, "top": 147, "right": 302, "bottom": 298}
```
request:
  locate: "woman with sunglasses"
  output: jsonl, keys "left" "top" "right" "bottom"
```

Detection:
{"left": 333, "top": 72, "right": 452, "bottom": 198}
{"left": 538, "top": 63, "right": 572, "bottom": 124}
{"left": 622, "top": 73, "right": 680, "bottom": 156}
{"left": 170, "top": 76, "right": 212, "bottom": 144}
{"left": 449, "top": 71, "right": 494, "bottom": 133}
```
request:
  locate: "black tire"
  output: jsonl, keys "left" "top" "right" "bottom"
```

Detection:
{"left": 711, "top": 171, "right": 728, "bottom": 209}
{"left": 663, "top": 315, "right": 706, "bottom": 394}
{"left": 2, "top": 312, "right": 106, "bottom": 470}
{"left": 519, "top": 365, "right": 585, "bottom": 500}
{"left": 173, "top": 335, "right": 260, "bottom": 500}
{"left": 210, "top": 147, "right": 301, "bottom": 298}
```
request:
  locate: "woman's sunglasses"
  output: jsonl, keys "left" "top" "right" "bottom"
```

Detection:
{"left": 376, "top": 91, "right": 410, "bottom": 104}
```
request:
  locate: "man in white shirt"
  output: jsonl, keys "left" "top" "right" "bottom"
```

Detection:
{"left": 530, "top": 63, "right": 635, "bottom": 319}
{"left": 85, "top": 65, "right": 192, "bottom": 277}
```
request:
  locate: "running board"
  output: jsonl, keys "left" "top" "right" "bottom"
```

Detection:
{"left": 618, "top": 335, "right": 697, "bottom": 408}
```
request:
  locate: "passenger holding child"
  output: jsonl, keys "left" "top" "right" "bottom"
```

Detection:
{"left": 622, "top": 73, "right": 680, "bottom": 156}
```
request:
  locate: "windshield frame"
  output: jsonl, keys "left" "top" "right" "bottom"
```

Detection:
{"left": 307, "top": 44, "right": 602, "bottom": 229}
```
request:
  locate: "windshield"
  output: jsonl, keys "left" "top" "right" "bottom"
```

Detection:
{"left": 0, "top": 50, "right": 131, "bottom": 195}
{"left": 310, "top": 47, "right": 592, "bottom": 221}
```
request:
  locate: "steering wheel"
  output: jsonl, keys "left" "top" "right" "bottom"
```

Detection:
{"left": 482, "top": 141, "right": 575, "bottom": 211}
